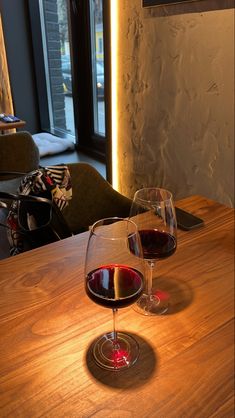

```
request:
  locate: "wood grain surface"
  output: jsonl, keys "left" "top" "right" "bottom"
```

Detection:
{"left": 0, "top": 119, "right": 26, "bottom": 131}
{"left": 0, "top": 195, "right": 234, "bottom": 418}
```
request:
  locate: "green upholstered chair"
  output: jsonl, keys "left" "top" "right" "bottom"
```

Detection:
{"left": 64, "top": 162, "right": 132, "bottom": 234}
{"left": 0, "top": 132, "right": 132, "bottom": 258}
{"left": 0, "top": 131, "right": 40, "bottom": 192}
{"left": 0, "top": 131, "right": 40, "bottom": 259}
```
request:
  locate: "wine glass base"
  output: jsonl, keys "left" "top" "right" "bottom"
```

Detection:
{"left": 91, "top": 331, "right": 139, "bottom": 371}
{"left": 133, "top": 292, "right": 169, "bottom": 316}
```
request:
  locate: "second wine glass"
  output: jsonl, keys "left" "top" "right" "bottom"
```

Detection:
{"left": 129, "top": 187, "right": 177, "bottom": 315}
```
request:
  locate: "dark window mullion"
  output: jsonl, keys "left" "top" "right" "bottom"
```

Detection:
{"left": 28, "top": 0, "right": 51, "bottom": 132}
{"left": 68, "top": 1, "right": 95, "bottom": 150}
{"left": 67, "top": 0, "right": 106, "bottom": 161}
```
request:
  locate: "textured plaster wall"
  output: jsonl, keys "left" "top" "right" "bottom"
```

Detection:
{"left": 117, "top": 1, "right": 234, "bottom": 207}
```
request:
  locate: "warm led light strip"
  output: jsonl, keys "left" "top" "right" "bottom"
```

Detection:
{"left": 110, "top": 0, "right": 118, "bottom": 190}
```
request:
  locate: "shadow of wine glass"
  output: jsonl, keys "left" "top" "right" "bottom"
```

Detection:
{"left": 152, "top": 274, "right": 194, "bottom": 315}
{"left": 85, "top": 332, "right": 157, "bottom": 389}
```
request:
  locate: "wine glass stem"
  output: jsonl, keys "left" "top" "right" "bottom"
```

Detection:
{"left": 112, "top": 308, "right": 119, "bottom": 349}
{"left": 147, "top": 261, "right": 155, "bottom": 296}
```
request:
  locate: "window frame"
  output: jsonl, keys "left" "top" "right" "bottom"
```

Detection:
{"left": 28, "top": 0, "right": 112, "bottom": 171}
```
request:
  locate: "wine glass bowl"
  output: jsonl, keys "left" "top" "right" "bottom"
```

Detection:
{"left": 85, "top": 217, "right": 145, "bottom": 371}
{"left": 129, "top": 188, "right": 177, "bottom": 315}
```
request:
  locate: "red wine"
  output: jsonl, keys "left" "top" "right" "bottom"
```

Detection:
{"left": 139, "top": 229, "right": 176, "bottom": 260}
{"left": 86, "top": 264, "right": 144, "bottom": 308}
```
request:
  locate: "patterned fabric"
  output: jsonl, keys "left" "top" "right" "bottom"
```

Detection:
{"left": 18, "top": 165, "right": 72, "bottom": 209}
{"left": 7, "top": 165, "right": 72, "bottom": 255}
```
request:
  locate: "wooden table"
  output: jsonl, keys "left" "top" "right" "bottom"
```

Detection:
{"left": 0, "top": 195, "right": 234, "bottom": 417}
{"left": 0, "top": 119, "right": 26, "bottom": 133}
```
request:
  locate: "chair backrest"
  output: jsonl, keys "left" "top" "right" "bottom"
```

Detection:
{"left": 63, "top": 162, "right": 132, "bottom": 234}
{"left": 0, "top": 131, "right": 40, "bottom": 180}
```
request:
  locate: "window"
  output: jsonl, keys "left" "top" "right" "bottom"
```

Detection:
{"left": 89, "top": 0, "right": 105, "bottom": 136}
{"left": 29, "top": 0, "right": 108, "bottom": 160}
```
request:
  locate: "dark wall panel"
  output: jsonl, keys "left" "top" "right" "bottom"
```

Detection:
{"left": 0, "top": 0, "right": 40, "bottom": 133}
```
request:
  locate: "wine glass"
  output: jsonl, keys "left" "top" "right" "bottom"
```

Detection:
{"left": 84, "top": 217, "right": 145, "bottom": 371}
{"left": 129, "top": 187, "right": 177, "bottom": 315}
